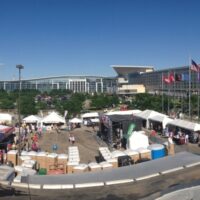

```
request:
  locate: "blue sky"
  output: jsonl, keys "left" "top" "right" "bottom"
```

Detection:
{"left": 0, "top": 0, "right": 200, "bottom": 80}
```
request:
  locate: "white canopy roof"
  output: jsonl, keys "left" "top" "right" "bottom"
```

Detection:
{"left": 82, "top": 112, "right": 99, "bottom": 118}
{"left": 90, "top": 118, "right": 100, "bottom": 123}
{"left": 107, "top": 110, "right": 141, "bottom": 116}
{"left": 23, "top": 115, "right": 42, "bottom": 123}
{"left": 166, "top": 119, "right": 200, "bottom": 132}
{"left": 134, "top": 109, "right": 161, "bottom": 120}
{"left": 69, "top": 118, "right": 82, "bottom": 123}
{"left": 0, "top": 113, "right": 12, "bottom": 123}
{"left": 149, "top": 115, "right": 173, "bottom": 129}
{"left": 41, "top": 111, "right": 65, "bottom": 124}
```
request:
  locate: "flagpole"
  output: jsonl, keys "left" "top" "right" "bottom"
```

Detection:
{"left": 173, "top": 70, "right": 176, "bottom": 112}
{"left": 168, "top": 71, "right": 170, "bottom": 115}
{"left": 196, "top": 70, "right": 198, "bottom": 121}
{"left": 162, "top": 72, "right": 164, "bottom": 113}
{"left": 198, "top": 85, "right": 200, "bottom": 122}
{"left": 198, "top": 72, "right": 200, "bottom": 122}
{"left": 189, "top": 57, "right": 191, "bottom": 119}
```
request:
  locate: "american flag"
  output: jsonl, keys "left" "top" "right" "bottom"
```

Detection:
{"left": 191, "top": 59, "right": 200, "bottom": 72}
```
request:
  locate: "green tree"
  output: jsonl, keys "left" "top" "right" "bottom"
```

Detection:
{"left": 20, "top": 95, "right": 38, "bottom": 115}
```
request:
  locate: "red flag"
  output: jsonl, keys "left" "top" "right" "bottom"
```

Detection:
{"left": 163, "top": 75, "right": 171, "bottom": 84}
{"left": 169, "top": 72, "right": 175, "bottom": 83}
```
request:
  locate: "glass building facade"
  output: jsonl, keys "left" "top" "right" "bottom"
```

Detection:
{"left": 128, "top": 65, "right": 199, "bottom": 97}
{"left": 0, "top": 75, "right": 117, "bottom": 94}
{"left": 1, "top": 65, "right": 198, "bottom": 97}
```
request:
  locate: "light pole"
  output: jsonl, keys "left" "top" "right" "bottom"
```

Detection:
{"left": 16, "top": 64, "right": 24, "bottom": 163}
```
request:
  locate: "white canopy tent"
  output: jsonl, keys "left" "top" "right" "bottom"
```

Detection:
{"left": 166, "top": 119, "right": 200, "bottom": 132}
{"left": 149, "top": 115, "right": 173, "bottom": 129}
{"left": 23, "top": 115, "right": 42, "bottom": 124}
{"left": 134, "top": 109, "right": 164, "bottom": 129}
{"left": 69, "top": 118, "right": 82, "bottom": 123}
{"left": 41, "top": 111, "right": 65, "bottom": 124}
{"left": 90, "top": 118, "right": 100, "bottom": 123}
{"left": 0, "top": 113, "right": 13, "bottom": 124}
{"left": 106, "top": 110, "right": 141, "bottom": 116}
{"left": 81, "top": 112, "right": 99, "bottom": 118}
{"left": 82, "top": 112, "right": 99, "bottom": 126}
{"left": 127, "top": 131, "right": 149, "bottom": 150}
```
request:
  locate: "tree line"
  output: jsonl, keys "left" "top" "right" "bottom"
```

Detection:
{"left": 0, "top": 89, "right": 197, "bottom": 118}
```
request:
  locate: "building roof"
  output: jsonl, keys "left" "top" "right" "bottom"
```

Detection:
{"left": 111, "top": 65, "right": 154, "bottom": 76}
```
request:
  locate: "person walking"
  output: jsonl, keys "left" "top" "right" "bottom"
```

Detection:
{"left": 71, "top": 135, "right": 75, "bottom": 145}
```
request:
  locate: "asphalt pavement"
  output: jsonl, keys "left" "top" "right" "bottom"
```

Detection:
{"left": 1, "top": 165, "right": 200, "bottom": 200}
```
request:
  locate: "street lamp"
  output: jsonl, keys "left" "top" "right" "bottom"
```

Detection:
{"left": 16, "top": 64, "right": 24, "bottom": 163}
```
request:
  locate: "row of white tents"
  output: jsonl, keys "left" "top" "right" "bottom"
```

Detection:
{"left": 1, "top": 109, "right": 200, "bottom": 132}
{"left": 124, "top": 109, "right": 200, "bottom": 132}
{"left": 103, "top": 109, "right": 200, "bottom": 133}
{"left": 22, "top": 111, "right": 100, "bottom": 126}
{"left": 23, "top": 111, "right": 65, "bottom": 125}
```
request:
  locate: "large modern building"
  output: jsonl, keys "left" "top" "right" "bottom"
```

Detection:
{"left": 112, "top": 65, "right": 154, "bottom": 95}
{"left": 0, "top": 64, "right": 199, "bottom": 97}
{"left": 112, "top": 64, "right": 199, "bottom": 97}
{"left": 0, "top": 75, "right": 117, "bottom": 94}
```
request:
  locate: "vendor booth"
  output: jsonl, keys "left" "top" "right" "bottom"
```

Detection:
{"left": 41, "top": 111, "right": 66, "bottom": 126}
{"left": 0, "top": 113, "right": 13, "bottom": 124}
{"left": 106, "top": 110, "right": 141, "bottom": 116}
{"left": 166, "top": 119, "right": 200, "bottom": 144}
{"left": 99, "top": 112, "right": 142, "bottom": 148}
{"left": 134, "top": 109, "right": 164, "bottom": 129}
{"left": 82, "top": 112, "right": 99, "bottom": 126}
{"left": 0, "top": 125, "right": 15, "bottom": 142}
{"left": 23, "top": 115, "right": 42, "bottom": 126}
{"left": 148, "top": 114, "right": 173, "bottom": 134}
{"left": 0, "top": 125, "right": 15, "bottom": 151}
{"left": 69, "top": 118, "right": 82, "bottom": 128}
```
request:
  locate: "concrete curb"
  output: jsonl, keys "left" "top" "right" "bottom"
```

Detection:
{"left": 184, "top": 161, "right": 200, "bottom": 168}
{"left": 105, "top": 179, "right": 134, "bottom": 185}
{"left": 28, "top": 184, "right": 41, "bottom": 189}
{"left": 11, "top": 182, "right": 28, "bottom": 188}
{"left": 43, "top": 184, "right": 63, "bottom": 189}
{"left": 61, "top": 184, "right": 74, "bottom": 189}
{"left": 160, "top": 167, "right": 184, "bottom": 174}
{"left": 135, "top": 173, "right": 160, "bottom": 181}
{"left": 75, "top": 182, "right": 104, "bottom": 188}
{"left": 0, "top": 181, "right": 10, "bottom": 186}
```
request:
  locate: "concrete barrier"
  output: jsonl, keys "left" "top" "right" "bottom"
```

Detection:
{"left": 0, "top": 181, "right": 10, "bottom": 186}
{"left": 11, "top": 182, "right": 28, "bottom": 188}
{"left": 105, "top": 179, "right": 134, "bottom": 185}
{"left": 61, "top": 184, "right": 74, "bottom": 189}
{"left": 161, "top": 167, "right": 184, "bottom": 174}
{"left": 75, "top": 182, "right": 104, "bottom": 188}
{"left": 28, "top": 184, "right": 41, "bottom": 189}
{"left": 184, "top": 161, "right": 200, "bottom": 168}
{"left": 135, "top": 173, "right": 160, "bottom": 181}
{"left": 43, "top": 184, "right": 62, "bottom": 189}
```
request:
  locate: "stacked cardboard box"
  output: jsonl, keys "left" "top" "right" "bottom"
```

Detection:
{"left": 57, "top": 154, "right": 68, "bottom": 174}
{"left": 124, "top": 149, "right": 140, "bottom": 163}
{"left": 73, "top": 163, "right": 88, "bottom": 173}
{"left": 137, "top": 148, "right": 151, "bottom": 160}
{"left": 88, "top": 162, "right": 101, "bottom": 172}
{"left": 100, "top": 161, "right": 113, "bottom": 170}
{"left": 36, "top": 152, "right": 47, "bottom": 169}
{"left": 46, "top": 153, "right": 58, "bottom": 171}
{"left": 7, "top": 150, "right": 18, "bottom": 166}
